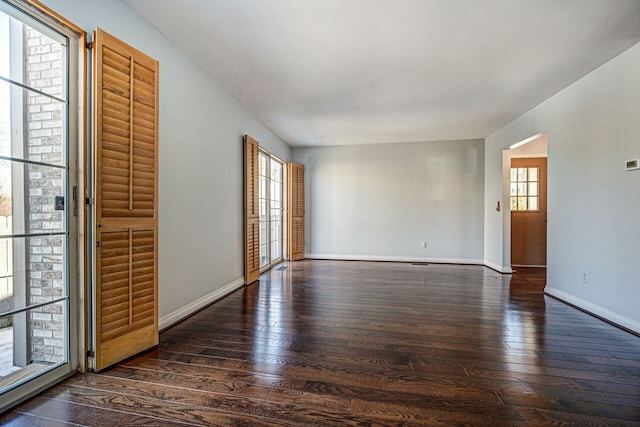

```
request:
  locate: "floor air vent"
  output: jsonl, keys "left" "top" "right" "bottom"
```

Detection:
{"left": 411, "top": 262, "right": 429, "bottom": 266}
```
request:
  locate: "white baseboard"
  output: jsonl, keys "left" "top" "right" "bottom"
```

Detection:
{"left": 159, "top": 277, "right": 245, "bottom": 331}
{"left": 545, "top": 286, "right": 640, "bottom": 335}
{"left": 304, "top": 253, "right": 484, "bottom": 266}
{"left": 305, "top": 253, "right": 515, "bottom": 274}
{"left": 484, "top": 260, "right": 514, "bottom": 274}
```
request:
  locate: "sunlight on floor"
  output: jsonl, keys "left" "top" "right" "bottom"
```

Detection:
{"left": 0, "top": 326, "right": 18, "bottom": 377}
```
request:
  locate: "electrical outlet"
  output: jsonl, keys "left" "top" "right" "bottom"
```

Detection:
{"left": 421, "top": 241, "right": 428, "bottom": 249}
{"left": 581, "top": 272, "right": 588, "bottom": 284}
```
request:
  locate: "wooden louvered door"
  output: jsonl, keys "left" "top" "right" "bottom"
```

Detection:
{"left": 288, "top": 163, "right": 305, "bottom": 261}
{"left": 244, "top": 136, "right": 260, "bottom": 284}
{"left": 93, "top": 29, "right": 159, "bottom": 371}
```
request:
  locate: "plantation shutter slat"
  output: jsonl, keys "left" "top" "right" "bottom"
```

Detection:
{"left": 244, "top": 135, "right": 260, "bottom": 284}
{"left": 94, "top": 28, "right": 159, "bottom": 371}
{"left": 288, "top": 163, "right": 305, "bottom": 261}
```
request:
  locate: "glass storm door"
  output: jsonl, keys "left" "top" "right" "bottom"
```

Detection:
{"left": 0, "top": 0, "right": 79, "bottom": 411}
{"left": 259, "top": 151, "right": 283, "bottom": 270}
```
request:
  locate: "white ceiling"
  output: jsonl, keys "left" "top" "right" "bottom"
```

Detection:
{"left": 125, "top": 0, "right": 640, "bottom": 147}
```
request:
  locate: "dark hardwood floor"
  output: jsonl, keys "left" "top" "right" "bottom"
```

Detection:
{"left": 2, "top": 260, "right": 639, "bottom": 426}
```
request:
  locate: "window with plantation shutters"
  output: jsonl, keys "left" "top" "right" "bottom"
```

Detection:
{"left": 93, "top": 28, "right": 159, "bottom": 371}
{"left": 288, "top": 163, "right": 305, "bottom": 261}
{"left": 244, "top": 135, "right": 260, "bottom": 284}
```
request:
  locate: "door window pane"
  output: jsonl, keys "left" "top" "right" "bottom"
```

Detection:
{"left": 271, "top": 180, "right": 281, "bottom": 202}
{"left": 0, "top": 160, "right": 66, "bottom": 234}
{"left": 0, "top": 301, "right": 67, "bottom": 388}
{"left": 259, "top": 198, "right": 266, "bottom": 219}
{"left": 259, "top": 176, "right": 266, "bottom": 203}
{"left": 270, "top": 240, "right": 280, "bottom": 263}
{"left": 0, "top": 84, "right": 66, "bottom": 167}
{"left": 517, "top": 168, "right": 527, "bottom": 181}
{"left": 259, "top": 222, "right": 267, "bottom": 249}
{"left": 0, "top": 235, "right": 65, "bottom": 313}
{"left": 510, "top": 166, "right": 540, "bottom": 211}
{"left": 259, "top": 243, "right": 267, "bottom": 268}
{"left": 259, "top": 154, "right": 267, "bottom": 176}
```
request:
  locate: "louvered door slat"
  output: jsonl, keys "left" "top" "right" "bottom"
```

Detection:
{"left": 94, "top": 28, "right": 159, "bottom": 371}
{"left": 98, "top": 35, "right": 157, "bottom": 219}
{"left": 288, "top": 163, "right": 305, "bottom": 261}
{"left": 96, "top": 227, "right": 158, "bottom": 363}
{"left": 244, "top": 136, "right": 260, "bottom": 284}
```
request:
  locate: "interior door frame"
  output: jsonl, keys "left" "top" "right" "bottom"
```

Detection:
{"left": 502, "top": 132, "right": 548, "bottom": 272}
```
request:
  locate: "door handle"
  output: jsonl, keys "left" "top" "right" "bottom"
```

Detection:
{"left": 54, "top": 196, "right": 64, "bottom": 211}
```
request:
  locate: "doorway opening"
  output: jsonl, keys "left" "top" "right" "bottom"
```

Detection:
{"left": 508, "top": 133, "right": 548, "bottom": 269}
{"left": 258, "top": 149, "right": 284, "bottom": 272}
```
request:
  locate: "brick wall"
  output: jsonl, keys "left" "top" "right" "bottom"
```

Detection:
{"left": 24, "top": 26, "right": 65, "bottom": 364}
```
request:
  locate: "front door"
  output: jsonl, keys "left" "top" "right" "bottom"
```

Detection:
{"left": 510, "top": 157, "right": 547, "bottom": 267}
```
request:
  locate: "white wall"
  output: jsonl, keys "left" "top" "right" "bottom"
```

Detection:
{"left": 293, "top": 140, "right": 484, "bottom": 263}
{"left": 39, "top": 0, "right": 291, "bottom": 320}
{"left": 510, "top": 134, "right": 548, "bottom": 158}
{"left": 485, "top": 42, "right": 640, "bottom": 332}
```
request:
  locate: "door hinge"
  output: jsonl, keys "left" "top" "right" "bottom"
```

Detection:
{"left": 72, "top": 185, "right": 78, "bottom": 216}
{"left": 86, "top": 41, "right": 94, "bottom": 49}
{"left": 96, "top": 241, "right": 100, "bottom": 247}
{"left": 86, "top": 351, "right": 96, "bottom": 372}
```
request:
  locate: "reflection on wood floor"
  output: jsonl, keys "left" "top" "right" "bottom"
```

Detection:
{"left": 2, "top": 260, "right": 639, "bottom": 425}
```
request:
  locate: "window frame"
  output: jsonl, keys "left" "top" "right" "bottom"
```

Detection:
{"left": 509, "top": 166, "right": 540, "bottom": 212}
